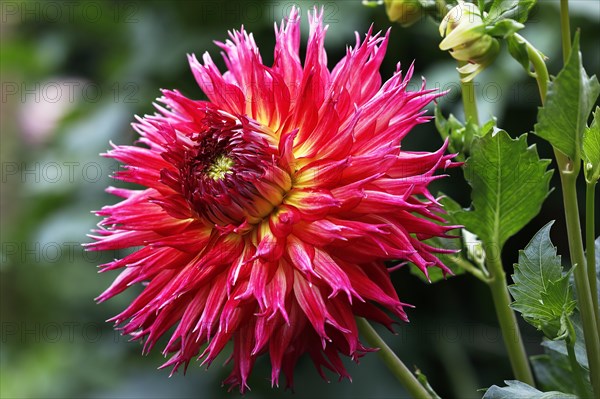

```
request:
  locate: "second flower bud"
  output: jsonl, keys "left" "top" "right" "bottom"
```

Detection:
{"left": 439, "top": 0, "right": 499, "bottom": 81}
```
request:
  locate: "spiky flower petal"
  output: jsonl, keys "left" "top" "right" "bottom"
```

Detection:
{"left": 88, "top": 7, "right": 457, "bottom": 392}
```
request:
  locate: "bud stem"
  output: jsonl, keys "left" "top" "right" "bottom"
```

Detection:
{"left": 560, "top": 173, "right": 600, "bottom": 397}
{"left": 560, "top": 0, "right": 572, "bottom": 64}
{"left": 486, "top": 255, "right": 536, "bottom": 386}
{"left": 518, "top": 6, "right": 600, "bottom": 395}
{"left": 356, "top": 317, "right": 433, "bottom": 399}
{"left": 459, "top": 62, "right": 480, "bottom": 125}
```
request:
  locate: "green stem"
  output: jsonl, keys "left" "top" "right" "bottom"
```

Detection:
{"left": 566, "top": 320, "right": 589, "bottom": 399}
{"left": 560, "top": 0, "right": 572, "bottom": 63}
{"left": 558, "top": 2, "right": 600, "bottom": 396}
{"left": 561, "top": 174, "right": 600, "bottom": 396}
{"left": 448, "top": 255, "right": 490, "bottom": 283}
{"left": 486, "top": 255, "right": 536, "bottom": 386}
{"left": 459, "top": 62, "right": 480, "bottom": 125}
{"left": 458, "top": 53, "right": 532, "bottom": 386}
{"left": 524, "top": 14, "right": 598, "bottom": 338}
{"left": 586, "top": 181, "right": 599, "bottom": 333}
{"left": 356, "top": 317, "right": 432, "bottom": 399}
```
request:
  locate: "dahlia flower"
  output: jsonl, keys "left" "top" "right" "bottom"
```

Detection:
{"left": 88, "top": 7, "right": 456, "bottom": 391}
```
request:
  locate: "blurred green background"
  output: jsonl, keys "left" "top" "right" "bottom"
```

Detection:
{"left": 1, "top": 1, "right": 598, "bottom": 398}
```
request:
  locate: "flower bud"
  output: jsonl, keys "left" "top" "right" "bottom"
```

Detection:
{"left": 385, "top": 0, "right": 423, "bottom": 27}
{"left": 439, "top": 0, "right": 499, "bottom": 81}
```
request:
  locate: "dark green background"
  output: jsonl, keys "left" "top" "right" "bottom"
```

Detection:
{"left": 1, "top": 1, "right": 599, "bottom": 398}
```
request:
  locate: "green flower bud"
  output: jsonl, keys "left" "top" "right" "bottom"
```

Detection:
{"left": 384, "top": 0, "right": 423, "bottom": 27}
{"left": 439, "top": 1, "right": 500, "bottom": 81}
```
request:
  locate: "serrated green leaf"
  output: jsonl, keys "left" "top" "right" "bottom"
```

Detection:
{"left": 483, "top": 380, "right": 577, "bottom": 399}
{"left": 481, "top": 117, "right": 497, "bottom": 136}
{"left": 534, "top": 33, "right": 600, "bottom": 162}
{"left": 542, "top": 313, "right": 590, "bottom": 370}
{"left": 485, "top": 0, "right": 536, "bottom": 24}
{"left": 531, "top": 354, "right": 575, "bottom": 394}
{"left": 583, "top": 106, "right": 600, "bottom": 182}
{"left": 531, "top": 346, "right": 593, "bottom": 396}
{"left": 509, "top": 222, "right": 576, "bottom": 339}
{"left": 454, "top": 131, "right": 552, "bottom": 251}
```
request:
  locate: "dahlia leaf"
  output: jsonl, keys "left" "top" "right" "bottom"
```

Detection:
{"left": 509, "top": 222, "right": 576, "bottom": 339}
{"left": 531, "top": 354, "right": 579, "bottom": 394}
{"left": 485, "top": 0, "right": 537, "bottom": 24}
{"left": 583, "top": 106, "right": 600, "bottom": 182}
{"left": 532, "top": 314, "right": 593, "bottom": 396}
{"left": 483, "top": 380, "right": 577, "bottom": 399}
{"left": 454, "top": 131, "right": 552, "bottom": 252}
{"left": 541, "top": 313, "right": 589, "bottom": 370}
{"left": 534, "top": 33, "right": 600, "bottom": 162}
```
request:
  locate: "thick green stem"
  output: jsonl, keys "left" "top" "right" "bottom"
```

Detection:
{"left": 560, "top": 0, "right": 572, "bottom": 63}
{"left": 459, "top": 63, "right": 480, "bottom": 125}
{"left": 586, "top": 181, "right": 599, "bottom": 333}
{"left": 566, "top": 320, "right": 589, "bottom": 399}
{"left": 486, "top": 255, "right": 535, "bottom": 386}
{"left": 558, "top": 2, "right": 600, "bottom": 396}
{"left": 458, "top": 50, "right": 532, "bottom": 386}
{"left": 356, "top": 317, "right": 432, "bottom": 399}
{"left": 561, "top": 174, "right": 600, "bottom": 396}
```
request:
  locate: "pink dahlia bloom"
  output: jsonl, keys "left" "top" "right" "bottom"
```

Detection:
{"left": 88, "top": 7, "right": 456, "bottom": 391}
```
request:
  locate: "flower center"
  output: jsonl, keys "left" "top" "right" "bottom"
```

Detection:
{"left": 206, "top": 154, "right": 235, "bottom": 180}
{"left": 160, "top": 107, "right": 292, "bottom": 228}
